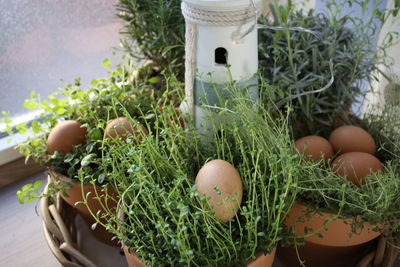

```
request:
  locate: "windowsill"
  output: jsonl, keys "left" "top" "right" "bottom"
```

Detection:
{"left": 0, "top": 112, "right": 45, "bottom": 188}
{"left": 0, "top": 111, "right": 43, "bottom": 166}
{"left": 0, "top": 133, "right": 25, "bottom": 166}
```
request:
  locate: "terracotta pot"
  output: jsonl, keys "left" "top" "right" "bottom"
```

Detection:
{"left": 243, "top": 248, "right": 276, "bottom": 267}
{"left": 277, "top": 238, "right": 376, "bottom": 267}
{"left": 123, "top": 246, "right": 147, "bottom": 267}
{"left": 285, "top": 203, "right": 381, "bottom": 247}
{"left": 123, "top": 246, "right": 276, "bottom": 267}
{"left": 49, "top": 170, "right": 118, "bottom": 246}
{"left": 119, "top": 200, "right": 276, "bottom": 266}
{"left": 279, "top": 202, "right": 381, "bottom": 266}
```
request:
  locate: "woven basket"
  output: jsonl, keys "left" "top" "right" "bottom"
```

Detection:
{"left": 40, "top": 178, "right": 399, "bottom": 267}
{"left": 40, "top": 177, "right": 99, "bottom": 267}
{"left": 356, "top": 233, "right": 400, "bottom": 267}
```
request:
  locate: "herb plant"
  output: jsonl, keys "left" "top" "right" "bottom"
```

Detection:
{"left": 258, "top": 0, "right": 399, "bottom": 138}
{"left": 115, "top": 0, "right": 399, "bottom": 140}
{"left": 292, "top": 97, "right": 400, "bottom": 239}
{"left": 116, "top": 0, "right": 185, "bottom": 79}
{"left": 1, "top": 57, "right": 181, "bottom": 203}
{"left": 83, "top": 84, "right": 303, "bottom": 266}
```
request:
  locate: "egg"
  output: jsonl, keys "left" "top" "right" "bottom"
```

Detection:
{"left": 332, "top": 152, "right": 384, "bottom": 186}
{"left": 195, "top": 159, "right": 243, "bottom": 222}
{"left": 329, "top": 125, "right": 376, "bottom": 155}
{"left": 295, "top": 136, "right": 333, "bottom": 161}
{"left": 104, "top": 117, "right": 148, "bottom": 142}
{"left": 47, "top": 120, "right": 87, "bottom": 155}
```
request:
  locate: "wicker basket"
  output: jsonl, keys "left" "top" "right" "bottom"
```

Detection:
{"left": 40, "top": 177, "right": 126, "bottom": 267}
{"left": 40, "top": 178, "right": 399, "bottom": 267}
{"left": 356, "top": 234, "right": 400, "bottom": 267}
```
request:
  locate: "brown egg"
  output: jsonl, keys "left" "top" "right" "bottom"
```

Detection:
{"left": 295, "top": 136, "right": 334, "bottom": 161}
{"left": 332, "top": 152, "right": 384, "bottom": 186}
{"left": 195, "top": 159, "right": 243, "bottom": 222}
{"left": 329, "top": 125, "right": 376, "bottom": 155}
{"left": 47, "top": 120, "right": 87, "bottom": 155}
{"left": 104, "top": 117, "right": 148, "bottom": 142}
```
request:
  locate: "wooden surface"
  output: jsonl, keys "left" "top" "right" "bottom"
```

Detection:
{"left": 0, "top": 172, "right": 59, "bottom": 267}
{"left": 0, "top": 157, "right": 45, "bottom": 188}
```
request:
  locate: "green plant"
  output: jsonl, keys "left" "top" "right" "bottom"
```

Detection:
{"left": 115, "top": 0, "right": 399, "bottom": 140}
{"left": 364, "top": 79, "right": 400, "bottom": 170}
{"left": 282, "top": 70, "right": 400, "bottom": 249}
{"left": 290, "top": 98, "right": 400, "bottom": 241}
{"left": 81, "top": 83, "right": 303, "bottom": 266}
{"left": 259, "top": 0, "right": 400, "bottom": 138}
{"left": 116, "top": 0, "right": 185, "bottom": 79}
{"left": 1, "top": 57, "right": 182, "bottom": 203}
{"left": 261, "top": 0, "right": 400, "bottom": 248}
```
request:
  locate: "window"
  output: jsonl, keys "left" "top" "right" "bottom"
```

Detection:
{"left": 0, "top": 0, "right": 122, "bottom": 165}
{"left": 0, "top": 0, "right": 121, "bottom": 119}
{"left": 215, "top": 47, "right": 228, "bottom": 65}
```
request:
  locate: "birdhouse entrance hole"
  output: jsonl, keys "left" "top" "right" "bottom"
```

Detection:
{"left": 215, "top": 47, "right": 228, "bottom": 65}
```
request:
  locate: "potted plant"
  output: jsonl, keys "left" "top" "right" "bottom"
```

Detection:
{"left": 1, "top": 58, "right": 179, "bottom": 246}
{"left": 116, "top": 0, "right": 185, "bottom": 80}
{"left": 256, "top": 1, "right": 400, "bottom": 265}
{"left": 278, "top": 92, "right": 400, "bottom": 266}
{"left": 80, "top": 85, "right": 304, "bottom": 266}
{"left": 258, "top": 0, "right": 399, "bottom": 138}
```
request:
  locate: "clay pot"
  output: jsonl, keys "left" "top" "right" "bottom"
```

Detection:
{"left": 119, "top": 200, "right": 276, "bottom": 266}
{"left": 49, "top": 170, "right": 118, "bottom": 246}
{"left": 278, "top": 202, "right": 381, "bottom": 267}
{"left": 285, "top": 203, "right": 381, "bottom": 246}
{"left": 243, "top": 248, "right": 276, "bottom": 267}
{"left": 123, "top": 247, "right": 276, "bottom": 267}
{"left": 123, "top": 247, "right": 147, "bottom": 267}
{"left": 277, "top": 239, "right": 376, "bottom": 267}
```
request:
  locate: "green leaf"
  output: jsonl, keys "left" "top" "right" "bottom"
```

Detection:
{"left": 98, "top": 173, "right": 106, "bottom": 184}
{"left": 16, "top": 190, "right": 25, "bottom": 204}
{"left": 33, "top": 180, "right": 43, "bottom": 190}
{"left": 81, "top": 153, "right": 97, "bottom": 167}
{"left": 89, "top": 128, "right": 102, "bottom": 140}
{"left": 22, "top": 184, "right": 33, "bottom": 191}
{"left": 56, "top": 108, "right": 66, "bottom": 115}
{"left": 145, "top": 113, "right": 156, "bottom": 120}
{"left": 64, "top": 153, "right": 75, "bottom": 163}
{"left": 148, "top": 76, "right": 160, "bottom": 84}
{"left": 23, "top": 101, "right": 37, "bottom": 110}
{"left": 102, "top": 58, "right": 111, "bottom": 68}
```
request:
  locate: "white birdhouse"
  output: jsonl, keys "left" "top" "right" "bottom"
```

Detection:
{"left": 181, "top": 0, "right": 262, "bottom": 136}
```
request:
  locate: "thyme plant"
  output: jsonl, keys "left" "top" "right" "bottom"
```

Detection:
{"left": 293, "top": 98, "right": 400, "bottom": 238}
{"left": 285, "top": 77, "right": 400, "bottom": 242}
{"left": 86, "top": 84, "right": 303, "bottom": 266}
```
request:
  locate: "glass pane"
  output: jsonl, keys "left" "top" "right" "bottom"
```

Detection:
{"left": 0, "top": 0, "right": 121, "bottom": 118}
